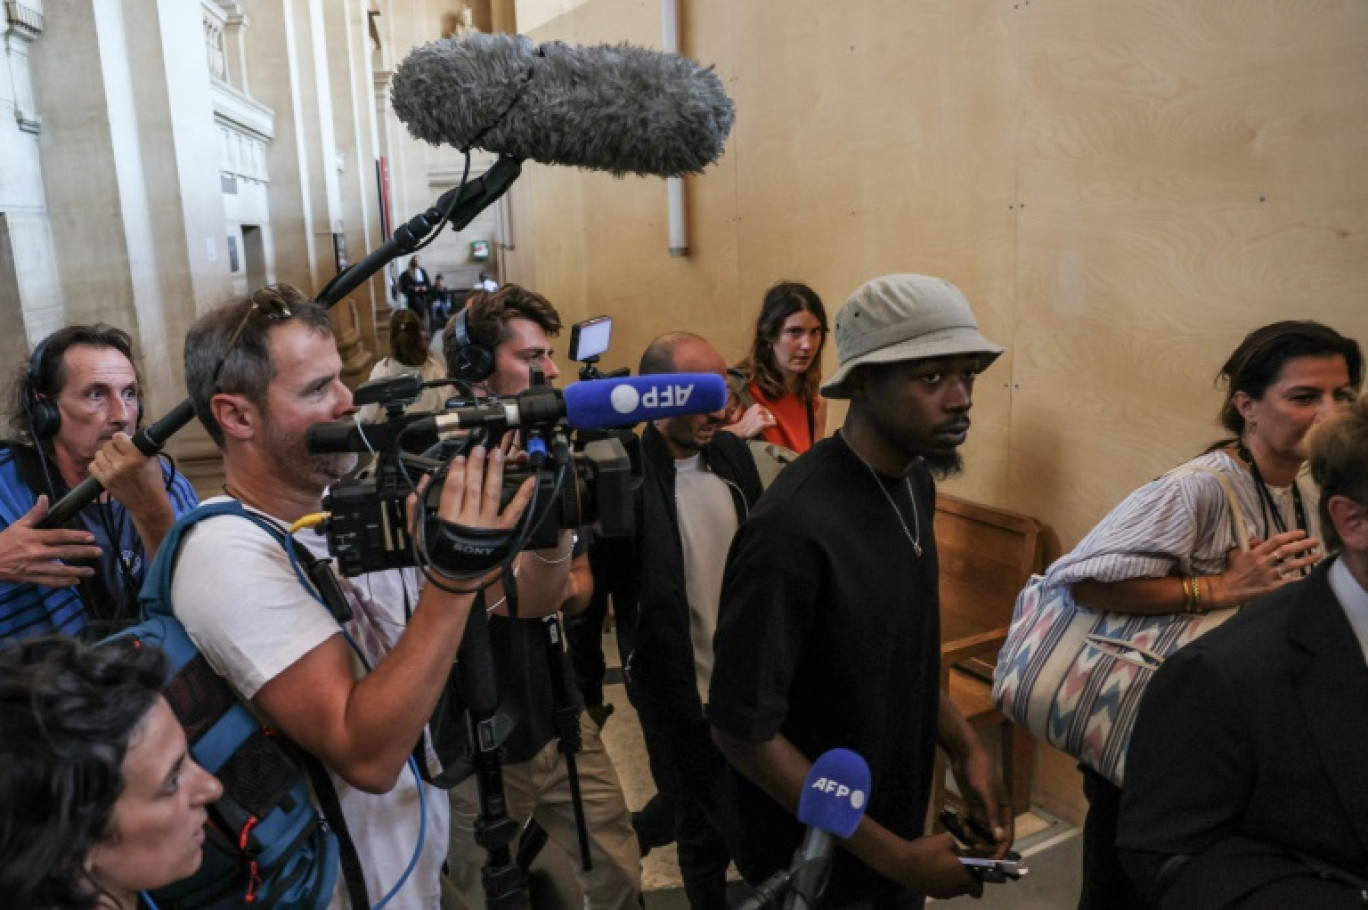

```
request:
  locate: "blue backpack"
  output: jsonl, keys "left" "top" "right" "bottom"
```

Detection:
{"left": 105, "top": 501, "right": 367, "bottom": 910}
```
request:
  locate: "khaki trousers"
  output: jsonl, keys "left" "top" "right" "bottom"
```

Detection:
{"left": 446, "top": 715, "right": 642, "bottom": 909}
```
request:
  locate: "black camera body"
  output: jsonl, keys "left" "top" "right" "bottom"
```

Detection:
{"left": 310, "top": 366, "right": 637, "bottom": 578}
{"left": 321, "top": 433, "right": 634, "bottom": 577}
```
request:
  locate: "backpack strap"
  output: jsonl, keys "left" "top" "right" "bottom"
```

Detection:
{"left": 300, "top": 752, "right": 372, "bottom": 909}
{"left": 140, "top": 500, "right": 271, "bottom": 618}
{"left": 140, "top": 500, "right": 351, "bottom": 622}
{"left": 143, "top": 499, "right": 371, "bottom": 909}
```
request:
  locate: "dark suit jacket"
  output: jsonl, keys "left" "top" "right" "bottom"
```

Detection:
{"left": 1118, "top": 560, "right": 1368, "bottom": 909}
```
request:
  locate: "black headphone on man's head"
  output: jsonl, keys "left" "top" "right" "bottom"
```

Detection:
{"left": 448, "top": 307, "right": 496, "bottom": 384}
{"left": 24, "top": 337, "right": 62, "bottom": 440}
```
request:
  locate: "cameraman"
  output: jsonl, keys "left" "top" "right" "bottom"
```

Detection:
{"left": 172, "top": 285, "right": 536, "bottom": 908}
{"left": 443, "top": 285, "right": 642, "bottom": 909}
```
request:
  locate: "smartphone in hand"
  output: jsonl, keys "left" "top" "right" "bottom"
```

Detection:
{"left": 959, "top": 857, "right": 1029, "bottom": 883}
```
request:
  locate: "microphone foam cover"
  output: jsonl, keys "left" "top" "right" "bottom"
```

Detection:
{"left": 562, "top": 373, "right": 727, "bottom": 430}
{"left": 391, "top": 33, "right": 735, "bottom": 178}
{"left": 798, "top": 748, "right": 872, "bottom": 839}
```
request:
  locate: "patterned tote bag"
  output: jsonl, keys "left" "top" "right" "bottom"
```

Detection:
{"left": 992, "top": 466, "right": 1247, "bottom": 786}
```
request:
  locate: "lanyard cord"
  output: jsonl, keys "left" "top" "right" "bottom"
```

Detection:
{"left": 89, "top": 497, "right": 142, "bottom": 626}
{"left": 1236, "top": 442, "right": 1308, "bottom": 539}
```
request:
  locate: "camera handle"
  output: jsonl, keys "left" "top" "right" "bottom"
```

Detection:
{"left": 459, "top": 585, "right": 530, "bottom": 910}
{"left": 576, "top": 356, "right": 630, "bottom": 383}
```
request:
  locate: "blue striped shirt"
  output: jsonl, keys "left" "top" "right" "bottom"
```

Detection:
{"left": 1045, "top": 450, "right": 1321, "bottom": 588}
{"left": 0, "top": 446, "right": 199, "bottom": 641}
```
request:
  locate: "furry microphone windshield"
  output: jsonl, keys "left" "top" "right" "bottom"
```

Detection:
{"left": 391, "top": 33, "right": 735, "bottom": 178}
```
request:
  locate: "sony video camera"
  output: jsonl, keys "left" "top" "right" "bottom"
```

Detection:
{"left": 307, "top": 377, "right": 636, "bottom": 577}
{"left": 306, "top": 316, "right": 650, "bottom": 578}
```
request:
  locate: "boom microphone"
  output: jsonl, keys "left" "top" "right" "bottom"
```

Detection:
{"left": 38, "top": 399, "right": 199, "bottom": 530}
{"left": 390, "top": 33, "right": 734, "bottom": 178}
{"left": 784, "top": 749, "right": 871, "bottom": 910}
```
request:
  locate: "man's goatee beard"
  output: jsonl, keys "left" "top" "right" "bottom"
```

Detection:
{"left": 923, "top": 452, "right": 964, "bottom": 480}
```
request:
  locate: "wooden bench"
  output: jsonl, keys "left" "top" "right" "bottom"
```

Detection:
{"left": 933, "top": 493, "right": 1047, "bottom": 820}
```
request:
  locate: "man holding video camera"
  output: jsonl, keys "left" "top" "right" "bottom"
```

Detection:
{"left": 443, "top": 285, "right": 642, "bottom": 909}
{"left": 171, "top": 285, "right": 542, "bottom": 908}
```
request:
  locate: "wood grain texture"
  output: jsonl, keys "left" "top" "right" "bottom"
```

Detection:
{"left": 1011, "top": 0, "right": 1368, "bottom": 545}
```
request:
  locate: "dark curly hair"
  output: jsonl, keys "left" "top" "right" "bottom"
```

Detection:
{"left": 445, "top": 284, "right": 561, "bottom": 383}
{"left": 734, "top": 281, "right": 828, "bottom": 404}
{"left": 0, "top": 636, "right": 168, "bottom": 910}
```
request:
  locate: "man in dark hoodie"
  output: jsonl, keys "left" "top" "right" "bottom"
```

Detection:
{"left": 616, "top": 331, "right": 764, "bottom": 909}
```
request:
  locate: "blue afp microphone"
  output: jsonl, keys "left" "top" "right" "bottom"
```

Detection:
{"left": 784, "top": 749, "right": 871, "bottom": 910}
{"left": 562, "top": 372, "right": 726, "bottom": 430}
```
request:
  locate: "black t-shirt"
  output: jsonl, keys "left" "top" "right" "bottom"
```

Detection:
{"left": 708, "top": 433, "right": 942, "bottom": 903}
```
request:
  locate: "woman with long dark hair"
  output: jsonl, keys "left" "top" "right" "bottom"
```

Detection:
{"left": 1040, "top": 320, "right": 1362, "bottom": 909}
{"left": 0, "top": 636, "right": 222, "bottom": 909}
{"left": 359, "top": 309, "right": 453, "bottom": 421}
{"left": 724, "top": 281, "right": 829, "bottom": 454}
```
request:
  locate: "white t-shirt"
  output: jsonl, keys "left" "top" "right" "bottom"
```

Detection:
{"left": 172, "top": 498, "right": 448, "bottom": 910}
{"left": 673, "top": 456, "right": 739, "bottom": 703}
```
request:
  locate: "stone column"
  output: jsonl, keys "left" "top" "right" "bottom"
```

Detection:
{"left": 243, "top": 0, "right": 381, "bottom": 385}
{"left": 27, "top": 0, "right": 233, "bottom": 434}
{"left": 0, "top": 0, "right": 64, "bottom": 347}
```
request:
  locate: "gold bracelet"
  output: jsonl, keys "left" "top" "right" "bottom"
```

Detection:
{"left": 1180, "top": 575, "right": 1195, "bottom": 613}
{"left": 1191, "top": 575, "right": 1204, "bottom": 614}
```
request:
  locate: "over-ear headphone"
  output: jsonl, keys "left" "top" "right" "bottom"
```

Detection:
{"left": 448, "top": 307, "right": 495, "bottom": 384}
{"left": 24, "top": 337, "right": 62, "bottom": 440}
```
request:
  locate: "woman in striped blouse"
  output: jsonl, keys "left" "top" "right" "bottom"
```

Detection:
{"left": 1042, "top": 320, "right": 1363, "bottom": 910}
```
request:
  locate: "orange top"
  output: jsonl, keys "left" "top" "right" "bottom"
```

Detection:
{"left": 750, "top": 382, "right": 817, "bottom": 454}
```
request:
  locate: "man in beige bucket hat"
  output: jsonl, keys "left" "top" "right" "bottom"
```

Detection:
{"left": 709, "top": 274, "right": 1013, "bottom": 906}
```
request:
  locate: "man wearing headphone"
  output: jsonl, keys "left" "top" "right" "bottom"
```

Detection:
{"left": 443, "top": 286, "right": 643, "bottom": 910}
{"left": 0, "top": 324, "right": 198, "bottom": 641}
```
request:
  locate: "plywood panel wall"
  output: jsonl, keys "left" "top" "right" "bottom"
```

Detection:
{"left": 1010, "top": 0, "right": 1368, "bottom": 544}
{"left": 514, "top": 0, "right": 1368, "bottom": 537}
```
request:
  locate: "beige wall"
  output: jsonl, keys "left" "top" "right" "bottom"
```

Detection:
{"left": 506, "top": 0, "right": 1368, "bottom": 820}
{"left": 508, "top": 0, "right": 1368, "bottom": 541}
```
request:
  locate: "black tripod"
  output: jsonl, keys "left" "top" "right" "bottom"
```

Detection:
{"left": 457, "top": 578, "right": 530, "bottom": 910}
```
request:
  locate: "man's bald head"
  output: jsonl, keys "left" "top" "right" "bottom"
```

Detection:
{"left": 640, "top": 332, "right": 730, "bottom": 459}
{"left": 639, "top": 332, "right": 726, "bottom": 377}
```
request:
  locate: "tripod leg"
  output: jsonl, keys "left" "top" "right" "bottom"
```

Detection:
{"left": 540, "top": 614, "right": 595, "bottom": 872}
{"left": 459, "top": 595, "right": 529, "bottom": 910}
